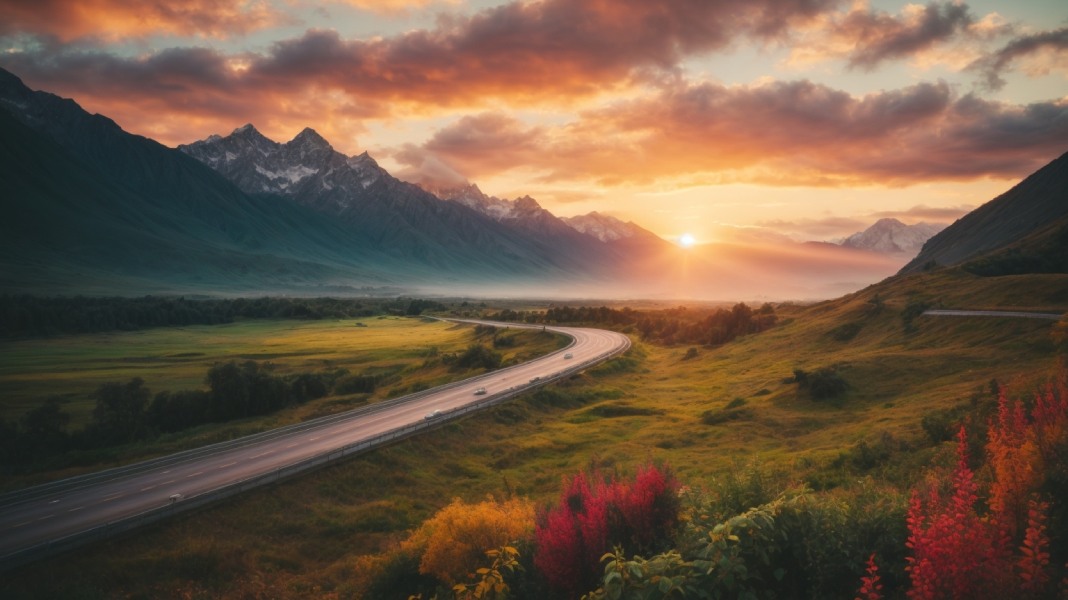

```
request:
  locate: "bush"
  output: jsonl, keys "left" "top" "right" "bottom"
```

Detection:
{"left": 453, "top": 344, "right": 502, "bottom": 371}
{"left": 830, "top": 322, "right": 863, "bottom": 341}
{"left": 794, "top": 367, "right": 849, "bottom": 401}
{"left": 534, "top": 464, "right": 680, "bottom": 597}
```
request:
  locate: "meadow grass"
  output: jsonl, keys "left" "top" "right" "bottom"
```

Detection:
{"left": 0, "top": 317, "right": 567, "bottom": 489}
{"left": 2, "top": 270, "right": 1066, "bottom": 598}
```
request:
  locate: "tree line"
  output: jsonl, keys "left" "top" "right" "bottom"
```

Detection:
{"left": 0, "top": 360, "right": 346, "bottom": 470}
{"left": 0, "top": 295, "right": 448, "bottom": 338}
{"left": 485, "top": 302, "right": 778, "bottom": 346}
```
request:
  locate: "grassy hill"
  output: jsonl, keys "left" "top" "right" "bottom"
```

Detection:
{"left": 2, "top": 270, "right": 1066, "bottom": 598}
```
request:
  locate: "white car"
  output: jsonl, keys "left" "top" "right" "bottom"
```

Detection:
{"left": 474, "top": 387, "right": 487, "bottom": 395}
{"left": 424, "top": 409, "right": 442, "bottom": 420}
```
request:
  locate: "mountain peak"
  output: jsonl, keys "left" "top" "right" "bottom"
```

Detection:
{"left": 842, "top": 218, "right": 943, "bottom": 256}
{"left": 291, "top": 127, "right": 331, "bottom": 149}
{"left": 231, "top": 123, "right": 259, "bottom": 136}
{"left": 514, "top": 195, "right": 542, "bottom": 212}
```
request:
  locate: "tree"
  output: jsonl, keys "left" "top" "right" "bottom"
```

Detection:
{"left": 21, "top": 397, "right": 70, "bottom": 455}
{"left": 89, "top": 377, "right": 150, "bottom": 445}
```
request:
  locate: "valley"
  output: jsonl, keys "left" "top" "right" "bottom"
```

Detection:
{"left": 2, "top": 269, "right": 1065, "bottom": 598}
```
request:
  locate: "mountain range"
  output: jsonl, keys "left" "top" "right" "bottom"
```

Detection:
{"left": 1, "top": 66, "right": 1065, "bottom": 299}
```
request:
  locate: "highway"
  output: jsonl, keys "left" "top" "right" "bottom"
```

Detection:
{"left": 0, "top": 320, "right": 630, "bottom": 569}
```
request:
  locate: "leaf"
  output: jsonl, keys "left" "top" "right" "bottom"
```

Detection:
{"left": 773, "top": 568, "right": 786, "bottom": 581}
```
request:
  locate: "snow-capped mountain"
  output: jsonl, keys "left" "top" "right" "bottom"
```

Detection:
{"left": 841, "top": 218, "right": 944, "bottom": 256}
{"left": 562, "top": 212, "right": 649, "bottom": 243}
{"left": 422, "top": 183, "right": 520, "bottom": 220}
{"left": 426, "top": 184, "right": 671, "bottom": 253}
{"left": 180, "top": 126, "right": 644, "bottom": 281}
{"left": 180, "top": 124, "right": 387, "bottom": 215}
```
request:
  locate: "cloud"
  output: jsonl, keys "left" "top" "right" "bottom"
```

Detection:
{"left": 2, "top": 0, "right": 841, "bottom": 112}
{"left": 0, "top": 0, "right": 286, "bottom": 41}
{"left": 970, "top": 26, "right": 1068, "bottom": 90}
{"left": 396, "top": 79, "right": 1068, "bottom": 187}
{"left": 756, "top": 216, "right": 871, "bottom": 240}
{"left": 786, "top": 1, "right": 1012, "bottom": 71}
{"left": 870, "top": 204, "right": 974, "bottom": 222}
{"left": 843, "top": 1, "right": 976, "bottom": 69}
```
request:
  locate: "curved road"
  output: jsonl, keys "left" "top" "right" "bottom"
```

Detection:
{"left": 923, "top": 309, "right": 1063, "bottom": 320}
{"left": 0, "top": 320, "right": 630, "bottom": 568}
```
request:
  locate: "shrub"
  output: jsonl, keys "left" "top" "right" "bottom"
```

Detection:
{"left": 534, "top": 464, "right": 680, "bottom": 597}
{"left": 405, "top": 496, "right": 535, "bottom": 585}
{"left": 794, "top": 367, "right": 849, "bottom": 401}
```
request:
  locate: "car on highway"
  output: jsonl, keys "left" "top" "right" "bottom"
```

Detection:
{"left": 474, "top": 387, "right": 487, "bottom": 395}
{"left": 424, "top": 409, "right": 442, "bottom": 420}
{"left": 564, "top": 353, "right": 573, "bottom": 359}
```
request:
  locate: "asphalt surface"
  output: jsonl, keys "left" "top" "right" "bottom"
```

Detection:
{"left": 923, "top": 309, "right": 1064, "bottom": 320}
{"left": 0, "top": 320, "right": 630, "bottom": 563}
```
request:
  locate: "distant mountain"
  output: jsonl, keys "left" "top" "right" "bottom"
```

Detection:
{"left": 901, "top": 149, "right": 1068, "bottom": 273}
{"left": 181, "top": 126, "right": 631, "bottom": 283}
{"left": 0, "top": 68, "right": 403, "bottom": 294}
{"left": 425, "top": 183, "right": 674, "bottom": 261}
{"left": 841, "top": 218, "right": 943, "bottom": 256}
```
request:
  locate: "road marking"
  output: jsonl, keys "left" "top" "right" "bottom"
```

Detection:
{"left": 161, "top": 479, "right": 176, "bottom": 485}
{"left": 37, "top": 514, "right": 54, "bottom": 521}
{"left": 217, "top": 462, "right": 237, "bottom": 469}
{"left": 250, "top": 450, "right": 275, "bottom": 459}
{"left": 101, "top": 493, "right": 125, "bottom": 502}
{"left": 12, "top": 521, "right": 31, "bottom": 529}
{"left": 67, "top": 506, "right": 84, "bottom": 512}
{"left": 309, "top": 436, "right": 321, "bottom": 441}
{"left": 286, "top": 442, "right": 299, "bottom": 448}
{"left": 186, "top": 471, "right": 203, "bottom": 478}
{"left": 141, "top": 484, "right": 158, "bottom": 491}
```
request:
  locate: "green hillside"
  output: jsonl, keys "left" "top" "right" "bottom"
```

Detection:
{"left": 3, "top": 269, "right": 1065, "bottom": 598}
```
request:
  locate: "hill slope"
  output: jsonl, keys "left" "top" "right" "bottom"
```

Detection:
{"left": 900, "top": 150, "right": 1068, "bottom": 274}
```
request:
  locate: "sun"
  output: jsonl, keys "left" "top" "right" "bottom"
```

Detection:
{"left": 678, "top": 233, "right": 696, "bottom": 248}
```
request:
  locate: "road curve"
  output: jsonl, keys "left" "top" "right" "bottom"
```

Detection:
{"left": 0, "top": 319, "right": 630, "bottom": 569}
{"left": 923, "top": 309, "right": 1064, "bottom": 320}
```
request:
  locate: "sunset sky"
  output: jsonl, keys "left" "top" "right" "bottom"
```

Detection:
{"left": 1, "top": 0, "right": 1065, "bottom": 245}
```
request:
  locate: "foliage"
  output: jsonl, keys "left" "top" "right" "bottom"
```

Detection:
{"left": 830, "top": 322, "right": 863, "bottom": 342}
{"left": 901, "top": 300, "right": 932, "bottom": 333}
{"left": 534, "top": 464, "right": 680, "bottom": 597}
{"left": 453, "top": 546, "right": 522, "bottom": 600}
{"left": 0, "top": 294, "right": 430, "bottom": 338}
{"left": 793, "top": 366, "right": 849, "bottom": 401}
{"left": 88, "top": 377, "right": 150, "bottom": 445}
{"left": 453, "top": 344, "right": 503, "bottom": 371}
{"left": 404, "top": 496, "right": 534, "bottom": 585}
{"left": 486, "top": 303, "right": 776, "bottom": 348}
{"left": 905, "top": 374, "right": 1068, "bottom": 599}
{"left": 855, "top": 553, "right": 883, "bottom": 600}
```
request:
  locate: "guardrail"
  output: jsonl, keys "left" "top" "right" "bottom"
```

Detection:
{"left": 0, "top": 322, "right": 629, "bottom": 571}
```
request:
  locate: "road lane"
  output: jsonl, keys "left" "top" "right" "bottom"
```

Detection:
{"left": 0, "top": 320, "right": 629, "bottom": 567}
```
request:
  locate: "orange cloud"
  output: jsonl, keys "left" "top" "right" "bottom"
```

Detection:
{"left": 0, "top": 0, "right": 286, "bottom": 41}
{"left": 393, "top": 80, "right": 1068, "bottom": 187}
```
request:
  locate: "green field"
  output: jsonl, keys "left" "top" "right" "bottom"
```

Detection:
{"left": 0, "top": 316, "right": 568, "bottom": 487}
{"left": 2, "top": 270, "right": 1067, "bottom": 598}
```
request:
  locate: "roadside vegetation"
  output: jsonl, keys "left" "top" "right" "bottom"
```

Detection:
{"left": 0, "top": 316, "right": 566, "bottom": 489}
{"left": 2, "top": 269, "right": 1067, "bottom": 598}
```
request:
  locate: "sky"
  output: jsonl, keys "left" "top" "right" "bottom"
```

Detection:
{"left": 1, "top": 0, "right": 1066, "bottom": 246}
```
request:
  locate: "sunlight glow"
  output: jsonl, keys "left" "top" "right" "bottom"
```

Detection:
{"left": 678, "top": 233, "right": 696, "bottom": 248}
